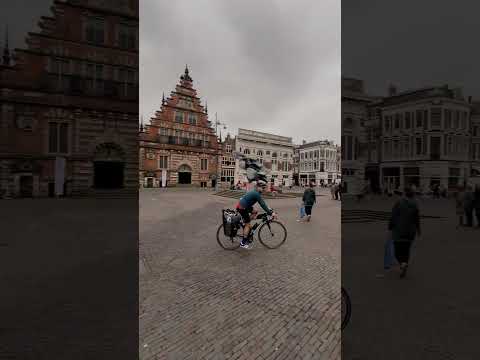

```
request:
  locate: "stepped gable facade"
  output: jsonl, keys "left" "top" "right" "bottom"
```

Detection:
{"left": 139, "top": 67, "right": 220, "bottom": 188}
{"left": 0, "top": 0, "right": 139, "bottom": 198}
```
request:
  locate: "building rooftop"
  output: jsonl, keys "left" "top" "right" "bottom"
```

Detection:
{"left": 298, "top": 140, "right": 336, "bottom": 149}
{"left": 237, "top": 128, "right": 292, "bottom": 144}
{"left": 371, "top": 85, "right": 467, "bottom": 107}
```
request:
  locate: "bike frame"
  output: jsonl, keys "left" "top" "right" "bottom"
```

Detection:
{"left": 238, "top": 212, "right": 274, "bottom": 240}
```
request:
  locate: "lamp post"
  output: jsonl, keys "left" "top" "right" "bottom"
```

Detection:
{"left": 214, "top": 112, "right": 227, "bottom": 192}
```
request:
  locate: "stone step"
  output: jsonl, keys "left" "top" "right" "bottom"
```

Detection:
{"left": 72, "top": 188, "right": 138, "bottom": 199}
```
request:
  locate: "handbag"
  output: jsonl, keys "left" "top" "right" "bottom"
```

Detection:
{"left": 299, "top": 205, "right": 306, "bottom": 218}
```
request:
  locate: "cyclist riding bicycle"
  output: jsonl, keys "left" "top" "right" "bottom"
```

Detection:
{"left": 236, "top": 178, "right": 276, "bottom": 249}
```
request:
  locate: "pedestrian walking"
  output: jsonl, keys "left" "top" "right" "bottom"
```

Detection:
{"left": 330, "top": 183, "right": 336, "bottom": 200}
{"left": 474, "top": 185, "right": 480, "bottom": 228}
{"left": 335, "top": 183, "right": 341, "bottom": 200}
{"left": 464, "top": 185, "right": 475, "bottom": 227}
{"left": 388, "top": 187, "right": 421, "bottom": 278}
{"left": 302, "top": 182, "right": 317, "bottom": 222}
{"left": 454, "top": 187, "right": 465, "bottom": 228}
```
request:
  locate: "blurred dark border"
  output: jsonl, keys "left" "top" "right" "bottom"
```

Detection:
{"left": 0, "top": 1, "right": 139, "bottom": 359}
{"left": 342, "top": 1, "right": 480, "bottom": 359}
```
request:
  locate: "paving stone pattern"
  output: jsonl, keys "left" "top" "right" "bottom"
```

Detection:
{"left": 140, "top": 189, "right": 341, "bottom": 360}
{"left": 343, "top": 195, "right": 480, "bottom": 360}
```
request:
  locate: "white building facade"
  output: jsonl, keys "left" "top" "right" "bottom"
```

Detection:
{"left": 298, "top": 140, "right": 340, "bottom": 186}
{"left": 234, "top": 128, "right": 294, "bottom": 187}
{"left": 375, "top": 86, "right": 472, "bottom": 192}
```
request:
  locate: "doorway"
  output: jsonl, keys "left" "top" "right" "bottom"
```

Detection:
{"left": 178, "top": 172, "right": 191, "bottom": 184}
{"left": 177, "top": 164, "right": 192, "bottom": 185}
{"left": 19, "top": 175, "right": 33, "bottom": 197}
{"left": 94, "top": 161, "right": 124, "bottom": 188}
{"left": 93, "top": 143, "right": 125, "bottom": 189}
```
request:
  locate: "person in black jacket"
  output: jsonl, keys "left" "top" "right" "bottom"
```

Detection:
{"left": 474, "top": 185, "right": 480, "bottom": 227}
{"left": 464, "top": 185, "right": 475, "bottom": 227}
{"left": 302, "top": 182, "right": 317, "bottom": 222}
{"left": 389, "top": 187, "right": 421, "bottom": 278}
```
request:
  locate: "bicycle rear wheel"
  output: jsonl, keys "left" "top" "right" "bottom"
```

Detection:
{"left": 341, "top": 287, "right": 351, "bottom": 330}
{"left": 258, "top": 220, "right": 287, "bottom": 249}
{"left": 216, "top": 224, "right": 241, "bottom": 250}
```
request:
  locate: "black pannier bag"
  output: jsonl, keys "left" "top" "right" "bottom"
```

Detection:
{"left": 222, "top": 209, "right": 240, "bottom": 237}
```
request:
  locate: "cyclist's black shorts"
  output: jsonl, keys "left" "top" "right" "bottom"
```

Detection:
{"left": 237, "top": 207, "right": 252, "bottom": 224}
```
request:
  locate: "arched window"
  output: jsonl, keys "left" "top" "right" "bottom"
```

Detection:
{"left": 272, "top": 152, "right": 277, "bottom": 158}
{"left": 244, "top": 148, "right": 250, "bottom": 155}
{"left": 257, "top": 150, "right": 263, "bottom": 157}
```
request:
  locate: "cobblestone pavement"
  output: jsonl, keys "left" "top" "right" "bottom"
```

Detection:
{"left": 343, "top": 195, "right": 480, "bottom": 360}
{"left": 0, "top": 199, "right": 138, "bottom": 359}
{"left": 140, "top": 189, "right": 341, "bottom": 360}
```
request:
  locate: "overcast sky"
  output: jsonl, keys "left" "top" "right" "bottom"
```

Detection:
{"left": 342, "top": 0, "right": 480, "bottom": 99}
{"left": 3, "top": 1, "right": 479, "bottom": 138}
{"left": 141, "top": 0, "right": 341, "bottom": 144}
{"left": 0, "top": 1, "right": 48, "bottom": 50}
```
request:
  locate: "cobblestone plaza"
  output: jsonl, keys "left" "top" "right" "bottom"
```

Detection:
{"left": 342, "top": 195, "right": 480, "bottom": 360}
{"left": 140, "top": 189, "right": 341, "bottom": 360}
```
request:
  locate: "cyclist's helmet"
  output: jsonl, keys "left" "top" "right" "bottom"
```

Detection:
{"left": 256, "top": 178, "right": 268, "bottom": 188}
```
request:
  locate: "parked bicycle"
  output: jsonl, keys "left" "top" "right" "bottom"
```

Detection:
{"left": 217, "top": 209, "right": 287, "bottom": 250}
{"left": 341, "top": 287, "right": 351, "bottom": 330}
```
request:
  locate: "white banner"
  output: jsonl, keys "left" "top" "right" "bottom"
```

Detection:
{"left": 54, "top": 156, "right": 66, "bottom": 196}
{"left": 161, "top": 170, "right": 167, "bottom": 187}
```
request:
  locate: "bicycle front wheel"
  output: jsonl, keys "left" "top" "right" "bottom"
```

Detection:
{"left": 258, "top": 220, "right": 287, "bottom": 249}
{"left": 216, "top": 224, "right": 241, "bottom": 250}
{"left": 341, "top": 287, "right": 351, "bottom": 330}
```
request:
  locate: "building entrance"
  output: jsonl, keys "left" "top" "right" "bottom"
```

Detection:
{"left": 178, "top": 164, "right": 192, "bottom": 185}
{"left": 19, "top": 175, "right": 33, "bottom": 197}
{"left": 93, "top": 143, "right": 125, "bottom": 189}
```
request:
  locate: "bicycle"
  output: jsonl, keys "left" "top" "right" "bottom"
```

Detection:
{"left": 341, "top": 287, "right": 351, "bottom": 330}
{"left": 216, "top": 210, "right": 287, "bottom": 250}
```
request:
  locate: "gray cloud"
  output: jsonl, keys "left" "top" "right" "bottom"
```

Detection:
{"left": 1, "top": 1, "right": 341, "bottom": 144}
{"left": 0, "top": 1, "right": 49, "bottom": 50}
{"left": 141, "top": 0, "right": 340, "bottom": 144}
{"left": 342, "top": 0, "right": 480, "bottom": 98}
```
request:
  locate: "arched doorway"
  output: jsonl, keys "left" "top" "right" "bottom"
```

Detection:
{"left": 20, "top": 175, "right": 33, "bottom": 197}
{"left": 178, "top": 164, "right": 192, "bottom": 185}
{"left": 93, "top": 143, "right": 125, "bottom": 189}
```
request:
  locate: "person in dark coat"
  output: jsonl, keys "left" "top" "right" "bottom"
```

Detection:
{"left": 302, "top": 182, "right": 317, "bottom": 222}
{"left": 389, "top": 187, "right": 421, "bottom": 278}
{"left": 464, "top": 186, "right": 475, "bottom": 227}
{"left": 474, "top": 185, "right": 480, "bottom": 227}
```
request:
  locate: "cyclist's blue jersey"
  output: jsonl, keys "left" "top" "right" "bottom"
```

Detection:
{"left": 237, "top": 189, "right": 272, "bottom": 214}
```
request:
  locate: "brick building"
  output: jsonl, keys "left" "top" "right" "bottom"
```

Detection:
{"left": 139, "top": 67, "right": 220, "bottom": 188}
{"left": 0, "top": 0, "right": 139, "bottom": 198}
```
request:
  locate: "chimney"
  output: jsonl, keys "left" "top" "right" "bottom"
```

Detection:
{"left": 302, "top": 140, "right": 306, "bottom": 145}
{"left": 388, "top": 84, "right": 397, "bottom": 96}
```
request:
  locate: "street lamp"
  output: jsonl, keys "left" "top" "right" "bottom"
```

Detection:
{"left": 213, "top": 112, "right": 227, "bottom": 192}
